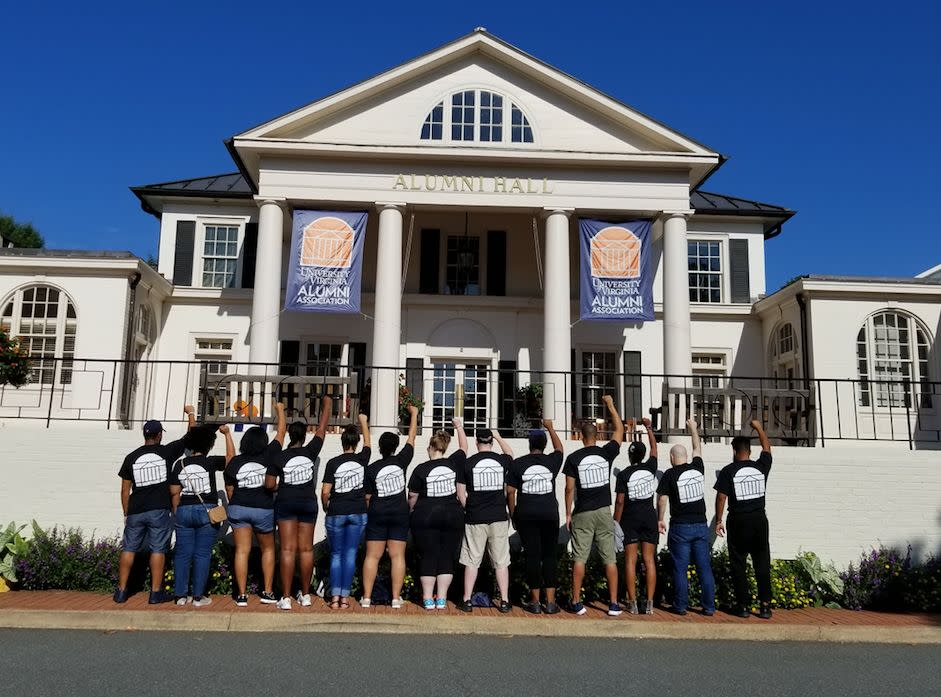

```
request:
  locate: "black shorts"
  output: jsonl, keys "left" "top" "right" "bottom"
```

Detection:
{"left": 274, "top": 497, "right": 318, "bottom": 524}
{"left": 621, "top": 507, "right": 659, "bottom": 545}
{"left": 366, "top": 511, "right": 410, "bottom": 542}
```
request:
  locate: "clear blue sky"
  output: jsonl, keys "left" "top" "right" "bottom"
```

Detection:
{"left": 1, "top": 1, "right": 938, "bottom": 291}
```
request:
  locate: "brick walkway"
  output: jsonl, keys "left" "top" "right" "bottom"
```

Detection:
{"left": 1, "top": 591, "right": 936, "bottom": 627}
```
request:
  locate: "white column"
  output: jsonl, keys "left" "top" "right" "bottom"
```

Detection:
{"left": 248, "top": 198, "right": 285, "bottom": 370}
{"left": 370, "top": 203, "right": 405, "bottom": 430}
{"left": 662, "top": 211, "right": 693, "bottom": 382}
{"left": 542, "top": 208, "right": 573, "bottom": 434}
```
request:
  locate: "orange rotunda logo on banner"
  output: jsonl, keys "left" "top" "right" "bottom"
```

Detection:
{"left": 300, "top": 216, "right": 355, "bottom": 268}
{"left": 589, "top": 226, "right": 641, "bottom": 279}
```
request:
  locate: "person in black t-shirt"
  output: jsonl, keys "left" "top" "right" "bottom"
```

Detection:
{"left": 613, "top": 417, "right": 659, "bottom": 615}
{"left": 506, "top": 420, "right": 564, "bottom": 615}
{"left": 360, "top": 404, "right": 419, "bottom": 609}
{"left": 656, "top": 418, "right": 716, "bottom": 616}
{"left": 169, "top": 423, "right": 235, "bottom": 606}
{"left": 113, "top": 405, "right": 196, "bottom": 605}
{"left": 224, "top": 402, "right": 286, "bottom": 607}
{"left": 458, "top": 427, "right": 514, "bottom": 614}
{"left": 564, "top": 394, "right": 624, "bottom": 616}
{"left": 715, "top": 418, "right": 774, "bottom": 619}
{"left": 408, "top": 418, "right": 467, "bottom": 611}
{"left": 321, "top": 413, "right": 371, "bottom": 610}
{"left": 265, "top": 396, "right": 332, "bottom": 610}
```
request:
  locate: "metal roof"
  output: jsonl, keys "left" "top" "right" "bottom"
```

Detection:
{"left": 0, "top": 248, "right": 139, "bottom": 260}
{"left": 798, "top": 274, "right": 941, "bottom": 286}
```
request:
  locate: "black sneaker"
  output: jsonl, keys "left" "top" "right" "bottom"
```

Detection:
{"left": 458, "top": 600, "right": 473, "bottom": 613}
{"left": 235, "top": 594, "right": 248, "bottom": 607}
{"left": 497, "top": 600, "right": 512, "bottom": 614}
{"left": 523, "top": 601, "right": 542, "bottom": 614}
{"left": 669, "top": 607, "right": 687, "bottom": 616}
{"left": 758, "top": 604, "right": 773, "bottom": 620}
{"left": 544, "top": 602, "right": 561, "bottom": 615}
{"left": 148, "top": 590, "right": 173, "bottom": 605}
{"left": 732, "top": 606, "right": 750, "bottom": 618}
{"left": 112, "top": 588, "right": 128, "bottom": 604}
{"left": 259, "top": 591, "right": 277, "bottom": 605}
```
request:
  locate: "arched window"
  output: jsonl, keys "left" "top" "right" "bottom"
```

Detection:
{"left": 857, "top": 311, "right": 932, "bottom": 408}
{"left": 769, "top": 321, "right": 799, "bottom": 385}
{"left": 419, "top": 90, "right": 535, "bottom": 144}
{"left": 0, "top": 285, "right": 77, "bottom": 385}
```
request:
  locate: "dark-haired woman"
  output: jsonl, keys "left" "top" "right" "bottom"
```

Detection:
{"left": 265, "top": 396, "right": 332, "bottom": 610}
{"left": 169, "top": 424, "right": 235, "bottom": 606}
{"left": 408, "top": 417, "right": 467, "bottom": 610}
{"left": 321, "top": 413, "right": 371, "bottom": 610}
{"left": 361, "top": 404, "right": 419, "bottom": 608}
{"left": 223, "top": 402, "right": 286, "bottom": 607}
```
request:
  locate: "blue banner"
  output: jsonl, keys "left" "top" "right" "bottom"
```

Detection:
{"left": 578, "top": 219, "right": 654, "bottom": 321}
{"left": 285, "top": 210, "right": 368, "bottom": 313}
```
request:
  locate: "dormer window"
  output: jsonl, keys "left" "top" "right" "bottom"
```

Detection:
{"left": 420, "top": 90, "right": 534, "bottom": 145}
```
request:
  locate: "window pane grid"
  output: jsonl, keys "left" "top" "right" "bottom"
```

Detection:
{"left": 445, "top": 236, "right": 480, "bottom": 295}
{"left": 857, "top": 312, "right": 932, "bottom": 409}
{"left": 451, "top": 91, "right": 475, "bottom": 141}
{"left": 202, "top": 225, "right": 239, "bottom": 288}
{"left": 579, "top": 351, "right": 617, "bottom": 423}
{"left": 2, "top": 285, "right": 77, "bottom": 385}
{"left": 688, "top": 241, "right": 722, "bottom": 303}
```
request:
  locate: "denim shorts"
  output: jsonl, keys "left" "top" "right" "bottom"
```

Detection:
{"left": 122, "top": 508, "right": 173, "bottom": 553}
{"left": 274, "top": 497, "right": 318, "bottom": 524}
{"left": 228, "top": 504, "right": 275, "bottom": 533}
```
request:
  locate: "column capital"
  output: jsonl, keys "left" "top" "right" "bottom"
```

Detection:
{"left": 253, "top": 196, "right": 287, "bottom": 208}
{"left": 659, "top": 209, "right": 694, "bottom": 222}
{"left": 375, "top": 201, "right": 407, "bottom": 212}
{"left": 542, "top": 207, "right": 575, "bottom": 219}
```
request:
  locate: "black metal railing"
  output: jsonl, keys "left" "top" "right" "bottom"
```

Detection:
{"left": 1, "top": 357, "right": 939, "bottom": 448}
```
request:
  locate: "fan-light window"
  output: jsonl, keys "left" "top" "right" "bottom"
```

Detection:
{"left": 420, "top": 90, "right": 534, "bottom": 144}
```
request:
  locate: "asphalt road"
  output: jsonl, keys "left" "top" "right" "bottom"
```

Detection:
{"left": 0, "top": 629, "right": 934, "bottom": 696}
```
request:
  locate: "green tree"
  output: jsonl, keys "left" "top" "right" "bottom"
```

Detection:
{"left": 0, "top": 213, "right": 44, "bottom": 248}
{"left": 0, "top": 327, "right": 31, "bottom": 387}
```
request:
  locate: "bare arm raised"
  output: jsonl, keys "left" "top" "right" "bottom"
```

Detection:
{"left": 687, "top": 418, "right": 702, "bottom": 459}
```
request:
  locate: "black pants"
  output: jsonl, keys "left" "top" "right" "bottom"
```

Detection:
{"left": 516, "top": 517, "right": 559, "bottom": 589}
{"left": 727, "top": 510, "right": 772, "bottom": 606}
{"left": 411, "top": 503, "right": 464, "bottom": 577}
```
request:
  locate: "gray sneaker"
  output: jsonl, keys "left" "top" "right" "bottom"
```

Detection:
{"left": 193, "top": 596, "right": 212, "bottom": 608}
{"left": 644, "top": 601, "right": 654, "bottom": 615}
{"left": 628, "top": 600, "right": 639, "bottom": 615}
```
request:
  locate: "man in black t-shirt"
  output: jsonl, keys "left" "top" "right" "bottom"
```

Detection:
{"left": 114, "top": 405, "right": 196, "bottom": 604}
{"left": 656, "top": 418, "right": 716, "bottom": 616}
{"left": 715, "top": 418, "right": 774, "bottom": 619}
{"left": 458, "top": 428, "right": 514, "bottom": 613}
{"left": 564, "top": 395, "right": 624, "bottom": 616}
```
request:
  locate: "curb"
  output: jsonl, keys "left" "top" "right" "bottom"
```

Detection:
{"left": 1, "top": 609, "right": 939, "bottom": 644}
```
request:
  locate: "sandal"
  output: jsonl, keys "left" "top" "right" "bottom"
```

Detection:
{"left": 340, "top": 599, "right": 351, "bottom": 610}
{"left": 330, "top": 597, "right": 341, "bottom": 610}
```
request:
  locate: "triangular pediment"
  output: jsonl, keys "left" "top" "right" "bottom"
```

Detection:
{"left": 235, "top": 31, "right": 718, "bottom": 159}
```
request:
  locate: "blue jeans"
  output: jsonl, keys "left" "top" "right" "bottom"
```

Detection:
{"left": 668, "top": 522, "right": 716, "bottom": 613}
{"left": 325, "top": 513, "right": 367, "bottom": 597}
{"left": 173, "top": 504, "right": 219, "bottom": 598}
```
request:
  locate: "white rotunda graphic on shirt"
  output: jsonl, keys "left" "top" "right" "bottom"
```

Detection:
{"left": 283, "top": 455, "right": 314, "bottom": 485}
{"left": 677, "top": 470, "right": 705, "bottom": 504}
{"left": 236, "top": 462, "right": 267, "bottom": 489}
{"left": 577, "top": 455, "right": 609, "bottom": 489}
{"left": 472, "top": 458, "right": 504, "bottom": 491}
{"left": 132, "top": 453, "right": 168, "bottom": 487}
{"left": 627, "top": 470, "right": 656, "bottom": 500}
{"left": 732, "top": 466, "right": 766, "bottom": 500}
{"left": 427, "top": 465, "right": 456, "bottom": 497}
{"left": 334, "top": 461, "right": 364, "bottom": 493}
{"left": 179, "top": 464, "right": 211, "bottom": 495}
{"left": 521, "top": 465, "right": 553, "bottom": 495}
{"left": 375, "top": 464, "right": 406, "bottom": 497}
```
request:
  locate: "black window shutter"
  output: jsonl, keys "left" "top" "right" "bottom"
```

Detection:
{"left": 279, "top": 340, "right": 299, "bottom": 376}
{"left": 419, "top": 229, "right": 440, "bottom": 294}
{"left": 173, "top": 220, "right": 196, "bottom": 286}
{"left": 486, "top": 230, "right": 507, "bottom": 296}
{"left": 570, "top": 349, "right": 577, "bottom": 421}
{"left": 497, "top": 359, "right": 517, "bottom": 436}
{"left": 349, "top": 342, "right": 368, "bottom": 395}
{"left": 405, "top": 357, "right": 424, "bottom": 432}
{"left": 623, "top": 351, "right": 642, "bottom": 420}
{"left": 241, "top": 222, "right": 258, "bottom": 288}
{"left": 729, "top": 239, "right": 751, "bottom": 303}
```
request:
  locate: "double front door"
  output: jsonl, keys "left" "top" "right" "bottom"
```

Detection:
{"left": 430, "top": 362, "right": 489, "bottom": 433}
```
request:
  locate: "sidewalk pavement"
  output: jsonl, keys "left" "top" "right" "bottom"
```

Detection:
{"left": 1, "top": 591, "right": 938, "bottom": 644}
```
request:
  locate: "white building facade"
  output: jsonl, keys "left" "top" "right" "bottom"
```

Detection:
{"left": 1, "top": 30, "right": 938, "bottom": 447}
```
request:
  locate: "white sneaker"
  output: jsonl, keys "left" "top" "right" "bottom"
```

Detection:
{"left": 277, "top": 597, "right": 292, "bottom": 611}
{"left": 175, "top": 596, "right": 192, "bottom": 606}
{"left": 391, "top": 598, "right": 404, "bottom": 609}
{"left": 193, "top": 596, "right": 212, "bottom": 607}
{"left": 360, "top": 598, "right": 371, "bottom": 608}
{"left": 295, "top": 592, "right": 312, "bottom": 607}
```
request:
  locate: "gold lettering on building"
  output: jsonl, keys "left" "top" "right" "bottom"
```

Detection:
{"left": 391, "top": 174, "right": 554, "bottom": 194}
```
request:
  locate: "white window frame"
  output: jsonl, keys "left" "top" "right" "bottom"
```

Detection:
{"left": 0, "top": 284, "right": 78, "bottom": 386}
{"left": 769, "top": 322, "right": 799, "bottom": 383}
{"left": 424, "top": 355, "right": 497, "bottom": 433}
{"left": 418, "top": 88, "right": 537, "bottom": 146}
{"left": 687, "top": 235, "right": 729, "bottom": 304}
{"left": 691, "top": 350, "right": 730, "bottom": 442}
{"left": 575, "top": 346, "right": 621, "bottom": 424}
{"left": 856, "top": 311, "right": 934, "bottom": 411}
{"left": 192, "top": 333, "right": 236, "bottom": 410}
{"left": 195, "top": 217, "right": 248, "bottom": 289}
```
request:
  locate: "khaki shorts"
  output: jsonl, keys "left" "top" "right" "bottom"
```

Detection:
{"left": 460, "top": 521, "right": 511, "bottom": 568}
{"left": 570, "top": 507, "right": 616, "bottom": 565}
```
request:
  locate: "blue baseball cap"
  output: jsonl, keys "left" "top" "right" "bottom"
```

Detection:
{"left": 143, "top": 420, "right": 163, "bottom": 437}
